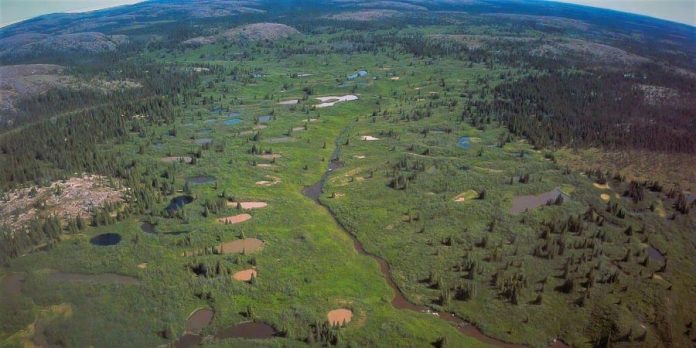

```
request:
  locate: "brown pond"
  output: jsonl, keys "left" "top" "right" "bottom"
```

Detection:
{"left": 647, "top": 246, "right": 665, "bottom": 262}
{"left": 510, "top": 188, "right": 565, "bottom": 214}
{"left": 186, "top": 308, "right": 214, "bottom": 333}
{"left": 303, "top": 129, "right": 569, "bottom": 348}
{"left": 48, "top": 272, "right": 139, "bottom": 285}
{"left": 214, "top": 238, "right": 264, "bottom": 254}
{"left": 1, "top": 273, "right": 24, "bottom": 296}
{"left": 214, "top": 322, "right": 278, "bottom": 340}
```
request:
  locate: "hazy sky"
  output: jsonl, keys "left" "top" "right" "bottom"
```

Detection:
{"left": 550, "top": 0, "right": 695, "bottom": 26}
{"left": 1, "top": 0, "right": 694, "bottom": 28}
{"left": 0, "top": 0, "right": 142, "bottom": 27}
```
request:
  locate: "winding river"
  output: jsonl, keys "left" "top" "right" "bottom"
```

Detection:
{"left": 302, "top": 127, "right": 568, "bottom": 348}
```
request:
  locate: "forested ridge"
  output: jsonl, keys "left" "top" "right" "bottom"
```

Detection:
{"left": 493, "top": 71, "right": 696, "bottom": 153}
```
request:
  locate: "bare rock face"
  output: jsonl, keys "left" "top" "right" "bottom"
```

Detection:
{"left": 182, "top": 23, "right": 299, "bottom": 46}
{"left": 0, "top": 32, "right": 128, "bottom": 60}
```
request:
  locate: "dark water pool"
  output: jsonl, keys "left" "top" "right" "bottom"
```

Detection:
{"left": 647, "top": 246, "right": 665, "bottom": 262}
{"left": 141, "top": 222, "right": 155, "bottom": 234}
{"left": 214, "top": 322, "right": 278, "bottom": 340}
{"left": 166, "top": 195, "right": 194, "bottom": 213}
{"left": 90, "top": 233, "right": 122, "bottom": 246}
{"left": 188, "top": 175, "right": 216, "bottom": 184}
{"left": 458, "top": 136, "right": 471, "bottom": 149}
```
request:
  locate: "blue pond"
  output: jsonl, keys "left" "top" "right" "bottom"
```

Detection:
{"left": 226, "top": 112, "right": 241, "bottom": 118}
{"left": 224, "top": 118, "right": 242, "bottom": 126}
{"left": 258, "top": 115, "right": 272, "bottom": 123}
{"left": 457, "top": 136, "right": 471, "bottom": 149}
{"left": 348, "top": 70, "right": 368, "bottom": 80}
{"left": 166, "top": 195, "right": 194, "bottom": 213}
{"left": 90, "top": 233, "right": 122, "bottom": 246}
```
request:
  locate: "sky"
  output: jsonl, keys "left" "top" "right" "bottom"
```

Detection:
{"left": 0, "top": 0, "right": 694, "bottom": 28}
{"left": 550, "top": 0, "right": 696, "bottom": 26}
{"left": 0, "top": 0, "right": 142, "bottom": 27}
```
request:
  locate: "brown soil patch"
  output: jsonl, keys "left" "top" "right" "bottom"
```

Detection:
{"left": 232, "top": 268, "right": 257, "bottom": 282}
{"left": 0, "top": 175, "right": 125, "bottom": 230}
{"left": 227, "top": 201, "right": 267, "bottom": 209}
{"left": 327, "top": 309, "right": 353, "bottom": 326}
{"left": 218, "top": 213, "right": 252, "bottom": 224}
{"left": 600, "top": 193, "right": 610, "bottom": 202}
{"left": 215, "top": 238, "right": 264, "bottom": 254}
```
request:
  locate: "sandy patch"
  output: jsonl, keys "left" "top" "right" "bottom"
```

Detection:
{"left": 137, "top": 263, "right": 148, "bottom": 269}
{"left": 389, "top": 76, "right": 400, "bottom": 80}
{"left": 354, "top": 155, "right": 366, "bottom": 159}
{"left": 215, "top": 238, "right": 264, "bottom": 254}
{"left": 292, "top": 126, "right": 306, "bottom": 131}
{"left": 227, "top": 201, "right": 267, "bottom": 209}
{"left": 256, "top": 163, "right": 276, "bottom": 168}
{"left": 600, "top": 193, "right": 610, "bottom": 202}
{"left": 161, "top": 156, "right": 193, "bottom": 164}
{"left": 454, "top": 190, "right": 479, "bottom": 202}
{"left": 256, "top": 175, "right": 281, "bottom": 186}
{"left": 218, "top": 213, "right": 252, "bottom": 224}
{"left": 232, "top": 268, "right": 257, "bottom": 282}
{"left": 360, "top": 135, "right": 380, "bottom": 141}
{"left": 593, "top": 183, "right": 610, "bottom": 190}
{"left": 258, "top": 153, "right": 281, "bottom": 160}
{"left": 278, "top": 99, "right": 299, "bottom": 105}
{"left": 327, "top": 309, "right": 353, "bottom": 326}
{"left": 315, "top": 95, "right": 358, "bottom": 108}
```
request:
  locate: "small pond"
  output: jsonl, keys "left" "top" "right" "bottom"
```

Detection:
{"left": 224, "top": 118, "right": 242, "bottom": 126}
{"left": 214, "top": 322, "right": 278, "bottom": 340}
{"left": 90, "top": 233, "right": 122, "bottom": 246}
{"left": 457, "top": 136, "right": 471, "bottom": 149}
{"left": 258, "top": 115, "right": 272, "bottom": 123}
{"left": 647, "top": 246, "right": 665, "bottom": 262}
{"left": 188, "top": 175, "right": 216, "bottom": 184}
{"left": 141, "top": 222, "right": 156, "bottom": 234}
{"left": 194, "top": 138, "right": 212, "bottom": 145}
{"left": 166, "top": 195, "right": 194, "bottom": 213}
